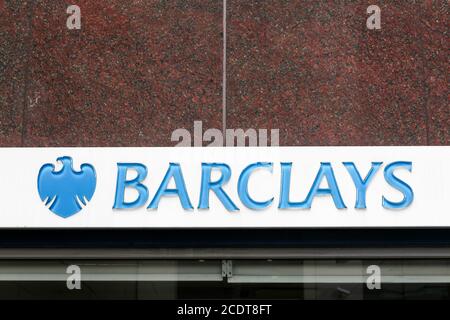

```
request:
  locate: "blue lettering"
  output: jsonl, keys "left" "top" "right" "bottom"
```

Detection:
{"left": 304, "top": 162, "right": 346, "bottom": 209}
{"left": 148, "top": 163, "right": 193, "bottom": 210}
{"left": 198, "top": 163, "right": 239, "bottom": 211}
{"left": 113, "top": 163, "right": 149, "bottom": 209}
{"left": 344, "top": 162, "right": 382, "bottom": 209}
{"left": 279, "top": 162, "right": 308, "bottom": 209}
{"left": 382, "top": 161, "right": 414, "bottom": 209}
{"left": 238, "top": 162, "right": 273, "bottom": 210}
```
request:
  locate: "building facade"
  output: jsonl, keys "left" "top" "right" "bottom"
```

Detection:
{"left": 0, "top": 1, "right": 448, "bottom": 300}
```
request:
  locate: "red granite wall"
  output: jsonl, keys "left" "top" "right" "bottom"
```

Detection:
{"left": 0, "top": 1, "right": 448, "bottom": 147}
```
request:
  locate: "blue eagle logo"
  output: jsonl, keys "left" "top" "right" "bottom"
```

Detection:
{"left": 37, "top": 156, "right": 96, "bottom": 218}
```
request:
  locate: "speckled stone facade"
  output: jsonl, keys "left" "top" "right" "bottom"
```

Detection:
{"left": 0, "top": 1, "right": 448, "bottom": 147}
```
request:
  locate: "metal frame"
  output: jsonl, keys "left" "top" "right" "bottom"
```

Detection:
{"left": 0, "top": 247, "right": 450, "bottom": 259}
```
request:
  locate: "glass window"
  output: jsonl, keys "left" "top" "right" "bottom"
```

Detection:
{"left": 0, "top": 259, "right": 448, "bottom": 300}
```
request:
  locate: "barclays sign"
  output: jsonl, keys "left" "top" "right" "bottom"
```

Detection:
{"left": 111, "top": 161, "right": 413, "bottom": 212}
{"left": 0, "top": 146, "right": 447, "bottom": 228}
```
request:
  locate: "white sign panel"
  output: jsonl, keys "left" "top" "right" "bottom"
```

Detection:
{"left": 0, "top": 147, "right": 448, "bottom": 228}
